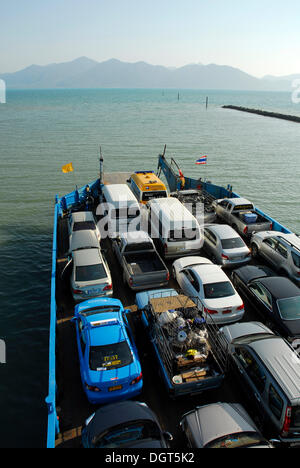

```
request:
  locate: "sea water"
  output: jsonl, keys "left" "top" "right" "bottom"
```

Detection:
{"left": 0, "top": 88, "right": 299, "bottom": 447}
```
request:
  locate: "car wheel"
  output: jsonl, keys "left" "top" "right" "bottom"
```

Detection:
{"left": 251, "top": 243, "right": 259, "bottom": 258}
{"left": 172, "top": 266, "right": 177, "bottom": 280}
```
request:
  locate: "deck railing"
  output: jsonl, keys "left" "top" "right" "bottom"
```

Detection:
{"left": 45, "top": 199, "right": 60, "bottom": 448}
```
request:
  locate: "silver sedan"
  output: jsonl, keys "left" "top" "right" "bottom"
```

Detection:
{"left": 180, "top": 402, "right": 274, "bottom": 448}
{"left": 203, "top": 224, "right": 251, "bottom": 268}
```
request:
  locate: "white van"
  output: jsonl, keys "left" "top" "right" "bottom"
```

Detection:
{"left": 98, "top": 184, "right": 141, "bottom": 238}
{"left": 148, "top": 198, "right": 203, "bottom": 258}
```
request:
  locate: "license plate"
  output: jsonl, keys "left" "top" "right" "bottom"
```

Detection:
{"left": 108, "top": 385, "right": 122, "bottom": 392}
{"left": 84, "top": 289, "right": 101, "bottom": 296}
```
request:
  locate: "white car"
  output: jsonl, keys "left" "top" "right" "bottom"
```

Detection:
{"left": 68, "top": 211, "right": 101, "bottom": 247}
{"left": 203, "top": 224, "right": 251, "bottom": 268}
{"left": 69, "top": 230, "right": 112, "bottom": 302}
{"left": 172, "top": 256, "right": 245, "bottom": 324}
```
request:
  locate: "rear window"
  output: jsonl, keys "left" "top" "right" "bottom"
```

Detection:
{"left": 142, "top": 191, "right": 167, "bottom": 201}
{"left": 96, "top": 421, "right": 160, "bottom": 448}
{"left": 232, "top": 204, "right": 254, "bottom": 212}
{"left": 292, "top": 252, "right": 300, "bottom": 268}
{"left": 277, "top": 297, "right": 300, "bottom": 320}
{"left": 89, "top": 340, "right": 133, "bottom": 371}
{"left": 168, "top": 227, "right": 198, "bottom": 242}
{"left": 291, "top": 406, "right": 300, "bottom": 428}
{"left": 124, "top": 242, "right": 153, "bottom": 252}
{"left": 73, "top": 221, "right": 96, "bottom": 231}
{"left": 221, "top": 237, "right": 245, "bottom": 249}
{"left": 76, "top": 263, "right": 107, "bottom": 282}
{"left": 204, "top": 281, "right": 235, "bottom": 299}
{"left": 205, "top": 432, "right": 265, "bottom": 449}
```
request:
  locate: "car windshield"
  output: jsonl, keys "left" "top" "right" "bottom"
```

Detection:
{"left": 205, "top": 431, "right": 266, "bottom": 449}
{"left": 73, "top": 221, "right": 96, "bottom": 231}
{"left": 221, "top": 238, "right": 245, "bottom": 249}
{"left": 89, "top": 341, "right": 133, "bottom": 371}
{"left": 96, "top": 421, "right": 161, "bottom": 448}
{"left": 76, "top": 263, "right": 107, "bottom": 282}
{"left": 204, "top": 281, "right": 235, "bottom": 299}
{"left": 142, "top": 191, "right": 167, "bottom": 201}
{"left": 277, "top": 297, "right": 300, "bottom": 321}
{"left": 111, "top": 208, "right": 140, "bottom": 219}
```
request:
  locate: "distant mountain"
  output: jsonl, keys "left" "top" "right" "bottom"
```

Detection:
{"left": 0, "top": 57, "right": 294, "bottom": 91}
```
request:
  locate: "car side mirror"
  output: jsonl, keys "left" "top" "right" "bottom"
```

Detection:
{"left": 163, "top": 431, "right": 173, "bottom": 442}
{"left": 70, "top": 316, "right": 78, "bottom": 323}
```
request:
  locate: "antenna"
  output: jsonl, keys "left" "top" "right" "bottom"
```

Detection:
{"left": 99, "top": 146, "right": 104, "bottom": 185}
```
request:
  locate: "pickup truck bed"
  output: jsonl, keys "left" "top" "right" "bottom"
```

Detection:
{"left": 125, "top": 252, "right": 166, "bottom": 275}
{"left": 137, "top": 291, "right": 227, "bottom": 398}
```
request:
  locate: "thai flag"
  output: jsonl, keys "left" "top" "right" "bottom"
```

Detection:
{"left": 196, "top": 156, "right": 207, "bottom": 165}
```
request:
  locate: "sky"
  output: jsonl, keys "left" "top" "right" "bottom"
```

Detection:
{"left": 1, "top": 0, "right": 300, "bottom": 77}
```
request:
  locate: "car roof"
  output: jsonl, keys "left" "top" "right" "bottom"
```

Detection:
{"left": 278, "top": 233, "right": 300, "bottom": 251}
{"left": 182, "top": 402, "right": 258, "bottom": 447}
{"left": 73, "top": 248, "right": 102, "bottom": 266}
{"left": 206, "top": 224, "right": 241, "bottom": 239}
{"left": 192, "top": 264, "right": 229, "bottom": 284}
{"left": 85, "top": 311, "right": 125, "bottom": 346}
{"left": 226, "top": 197, "right": 252, "bottom": 206}
{"left": 70, "top": 211, "right": 94, "bottom": 222}
{"left": 249, "top": 337, "right": 300, "bottom": 402}
{"left": 70, "top": 230, "right": 99, "bottom": 251}
{"left": 103, "top": 184, "right": 138, "bottom": 202}
{"left": 149, "top": 198, "right": 196, "bottom": 222}
{"left": 257, "top": 276, "right": 300, "bottom": 299}
{"left": 235, "top": 265, "right": 276, "bottom": 282}
{"left": 85, "top": 401, "right": 159, "bottom": 441}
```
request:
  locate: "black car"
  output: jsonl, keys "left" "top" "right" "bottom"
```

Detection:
{"left": 81, "top": 401, "right": 173, "bottom": 448}
{"left": 231, "top": 265, "right": 300, "bottom": 353}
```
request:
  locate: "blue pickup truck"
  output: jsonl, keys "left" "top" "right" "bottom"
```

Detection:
{"left": 135, "top": 289, "right": 227, "bottom": 398}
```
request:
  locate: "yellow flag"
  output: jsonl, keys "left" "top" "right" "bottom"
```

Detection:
{"left": 62, "top": 163, "right": 74, "bottom": 173}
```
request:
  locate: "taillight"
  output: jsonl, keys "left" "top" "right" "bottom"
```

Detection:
{"left": 237, "top": 304, "right": 244, "bottom": 311}
{"left": 86, "top": 384, "right": 101, "bottom": 392}
{"left": 131, "top": 372, "right": 143, "bottom": 385}
{"left": 164, "top": 243, "right": 168, "bottom": 253}
{"left": 103, "top": 283, "right": 112, "bottom": 291}
{"left": 243, "top": 226, "right": 248, "bottom": 235}
{"left": 72, "top": 288, "right": 83, "bottom": 295}
{"left": 281, "top": 406, "right": 292, "bottom": 437}
{"left": 270, "top": 223, "right": 273, "bottom": 230}
{"left": 204, "top": 307, "right": 218, "bottom": 315}
{"left": 297, "top": 271, "right": 300, "bottom": 277}
{"left": 129, "top": 277, "right": 133, "bottom": 287}
{"left": 222, "top": 254, "right": 229, "bottom": 260}
{"left": 166, "top": 272, "right": 170, "bottom": 281}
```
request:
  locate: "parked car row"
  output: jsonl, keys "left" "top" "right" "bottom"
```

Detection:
{"left": 65, "top": 211, "right": 113, "bottom": 302}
